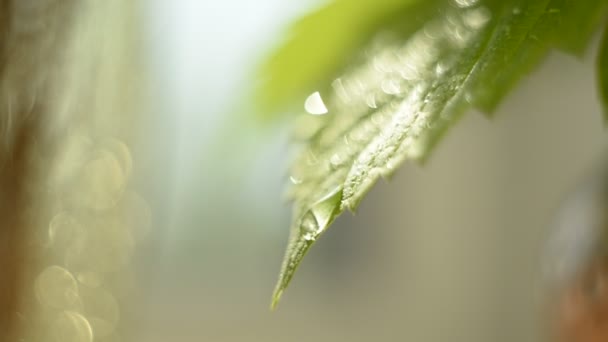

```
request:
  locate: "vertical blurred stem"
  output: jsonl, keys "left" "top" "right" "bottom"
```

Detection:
{"left": 0, "top": 0, "right": 144, "bottom": 339}
{"left": 0, "top": 121, "right": 36, "bottom": 339}
{"left": 0, "top": 1, "right": 23, "bottom": 338}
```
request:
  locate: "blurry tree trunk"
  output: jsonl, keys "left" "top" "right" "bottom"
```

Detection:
{"left": 0, "top": 1, "right": 77, "bottom": 338}
{"left": 0, "top": 1, "right": 26, "bottom": 337}
{"left": 0, "top": 120, "right": 32, "bottom": 339}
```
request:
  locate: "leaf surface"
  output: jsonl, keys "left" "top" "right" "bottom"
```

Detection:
{"left": 270, "top": 0, "right": 608, "bottom": 308}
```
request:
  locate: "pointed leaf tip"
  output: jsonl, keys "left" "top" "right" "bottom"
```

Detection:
{"left": 270, "top": 289, "right": 283, "bottom": 311}
{"left": 271, "top": 187, "right": 343, "bottom": 308}
{"left": 270, "top": 236, "right": 314, "bottom": 309}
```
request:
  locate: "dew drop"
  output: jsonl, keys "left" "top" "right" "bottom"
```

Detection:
{"left": 289, "top": 175, "right": 303, "bottom": 185}
{"left": 462, "top": 7, "right": 491, "bottom": 30}
{"left": 452, "top": 0, "right": 478, "bottom": 8}
{"left": 400, "top": 66, "right": 420, "bottom": 81}
{"left": 304, "top": 91, "right": 328, "bottom": 115}
{"left": 370, "top": 112, "right": 385, "bottom": 126}
{"left": 299, "top": 187, "right": 343, "bottom": 242}
{"left": 435, "top": 62, "right": 448, "bottom": 77}
{"left": 365, "top": 94, "right": 378, "bottom": 109}
{"left": 300, "top": 212, "right": 318, "bottom": 242}
{"left": 330, "top": 153, "right": 343, "bottom": 168}
{"left": 381, "top": 79, "right": 401, "bottom": 95}
{"left": 302, "top": 232, "right": 316, "bottom": 242}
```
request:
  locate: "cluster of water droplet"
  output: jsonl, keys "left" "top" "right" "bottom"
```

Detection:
{"left": 16, "top": 131, "right": 151, "bottom": 342}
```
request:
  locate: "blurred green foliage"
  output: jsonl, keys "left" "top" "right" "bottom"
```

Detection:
{"left": 600, "top": 25, "right": 608, "bottom": 121}
{"left": 263, "top": 0, "right": 608, "bottom": 308}
{"left": 257, "top": 0, "right": 443, "bottom": 116}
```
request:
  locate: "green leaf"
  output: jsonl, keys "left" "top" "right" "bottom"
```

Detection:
{"left": 271, "top": 0, "right": 608, "bottom": 308}
{"left": 471, "top": 0, "right": 608, "bottom": 113}
{"left": 599, "top": 23, "right": 608, "bottom": 120}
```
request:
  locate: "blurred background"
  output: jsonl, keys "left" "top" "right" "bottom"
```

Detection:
{"left": 131, "top": 1, "right": 608, "bottom": 341}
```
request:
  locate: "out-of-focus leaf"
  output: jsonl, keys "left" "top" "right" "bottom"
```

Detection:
{"left": 599, "top": 24, "right": 608, "bottom": 120}
{"left": 257, "top": 0, "right": 442, "bottom": 117}
{"left": 271, "top": 0, "right": 608, "bottom": 308}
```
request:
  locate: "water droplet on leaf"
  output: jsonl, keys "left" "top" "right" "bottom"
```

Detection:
{"left": 462, "top": 7, "right": 491, "bottom": 30}
{"left": 304, "top": 91, "right": 328, "bottom": 115}
{"left": 289, "top": 175, "right": 303, "bottom": 185}
{"left": 452, "top": 0, "right": 479, "bottom": 9}
{"left": 271, "top": 187, "right": 343, "bottom": 308}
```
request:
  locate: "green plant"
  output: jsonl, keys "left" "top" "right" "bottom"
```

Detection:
{"left": 259, "top": 0, "right": 608, "bottom": 308}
